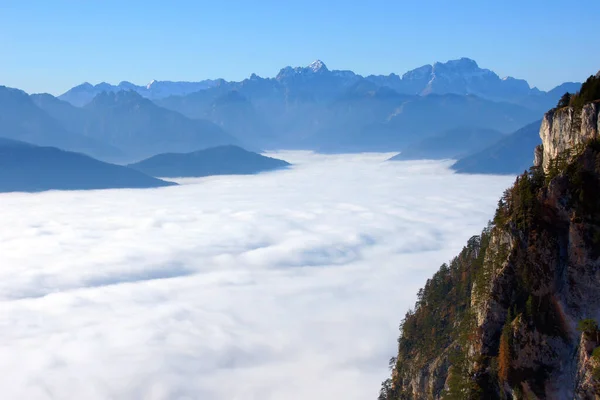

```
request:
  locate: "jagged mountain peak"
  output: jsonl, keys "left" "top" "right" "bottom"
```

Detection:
{"left": 276, "top": 59, "right": 331, "bottom": 80}
{"left": 308, "top": 59, "right": 328, "bottom": 73}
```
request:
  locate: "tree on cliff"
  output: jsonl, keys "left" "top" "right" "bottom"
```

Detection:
{"left": 569, "top": 74, "right": 600, "bottom": 109}
{"left": 557, "top": 92, "right": 571, "bottom": 108}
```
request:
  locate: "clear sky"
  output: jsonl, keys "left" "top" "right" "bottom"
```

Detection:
{"left": 1, "top": 0, "right": 599, "bottom": 95}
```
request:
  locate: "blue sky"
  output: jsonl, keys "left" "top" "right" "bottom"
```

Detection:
{"left": 1, "top": 0, "right": 599, "bottom": 95}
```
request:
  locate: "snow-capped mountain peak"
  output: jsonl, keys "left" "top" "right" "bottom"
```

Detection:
{"left": 308, "top": 60, "right": 328, "bottom": 73}
{"left": 275, "top": 60, "right": 330, "bottom": 80}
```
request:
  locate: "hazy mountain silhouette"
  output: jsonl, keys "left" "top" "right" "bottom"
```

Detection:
{"left": 451, "top": 120, "right": 542, "bottom": 174}
{"left": 160, "top": 71, "right": 540, "bottom": 152}
{"left": 128, "top": 145, "right": 290, "bottom": 178}
{"left": 0, "top": 86, "right": 123, "bottom": 161}
{"left": 83, "top": 91, "right": 240, "bottom": 160}
{"left": 158, "top": 90, "right": 276, "bottom": 149}
{"left": 389, "top": 127, "right": 504, "bottom": 161}
{"left": 315, "top": 93, "right": 538, "bottom": 152}
{"left": 33, "top": 90, "right": 241, "bottom": 161}
{"left": 79, "top": 57, "right": 581, "bottom": 114}
{"left": 35, "top": 58, "right": 582, "bottom": 155}
{"left": 0, "top": 138, "right": 175, "bottom": 192}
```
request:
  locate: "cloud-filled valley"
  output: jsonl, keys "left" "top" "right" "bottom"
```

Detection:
{"left": 0, "top": 152, "right": 514, "bottom": 400}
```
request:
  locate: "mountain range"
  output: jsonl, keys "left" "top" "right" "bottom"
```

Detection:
{"left": 0, "top": 58, "right": 581, "bottom": 164}
{"left": 155, "top": 60, "right": 550, "bottom": 151}
{"left": 28, "top": 90, "right": 240, "bottom": 161}
{"left": 59, "top": 58, "right": 578, "bottom": 112}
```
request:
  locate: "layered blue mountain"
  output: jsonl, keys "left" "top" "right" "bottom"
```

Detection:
{"left": 0, "top": 138, "right": 175, "bottom": 192}
{"left": 0, "top": 86, "right": 122, "bottom": 161}
{"left": 63, "top": 58, "right": 578, "bottom": 110}
{"left": 34, "top": 90, "right": 239, "bottom": 161}
{"left": 451, "top": 120, "right": 542, "bottom": 174}
{"left": 314, "top": 91, "right": 538, "bottom": 152}
{"left": 155, "top": 89, "right": 276, "bottom": 149}
{"left": 127, "top": 145, "right": 290, "bottom": 178}
{"left": 388, "top": 127, "right": 504, "bottom": 161}
{"left": 157, "top": 61, "right": 547, "bottom": 151}
{"left": 46, "top": 58, "right": 582, "bottom": 154}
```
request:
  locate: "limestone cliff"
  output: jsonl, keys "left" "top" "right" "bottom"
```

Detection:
{"left": 379, "top": 73, "right": 600, "bottom": 400}
{"left": 536, "top": 101, "right": 600, "bottom": 173}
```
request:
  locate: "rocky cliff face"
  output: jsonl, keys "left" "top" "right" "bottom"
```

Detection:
{"left": 379, "top": 82, "right": 600, "bottom": 400}
{"left": 536, "top": 101, "right": 600, "bottom": 173}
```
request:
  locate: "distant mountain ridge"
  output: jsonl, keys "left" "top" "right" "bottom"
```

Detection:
{"left": 367, "top": 58, "right": 532, "bottom": 101}
{"left": 2, "top": 58, "right": 579, "bottom": 159}
{"left": 58, "top": 58, "right": 580, "bottom": 111}
{"left": 0, "top": 138, "right": 174, "bottom": 192}
{"left": 33, "top": 90, "right": 240, "bottom": 161}
{"left": 154, "top": 60, "right": 548, "bottom": 151}
{"left": 0, "top": 86, "right": 123, "bottom": 161}
{"left": 128, "top": 145, "right": 290, "bottom": 178}
{"left": 452, "top": 120, "right": 542, "bottom": 174}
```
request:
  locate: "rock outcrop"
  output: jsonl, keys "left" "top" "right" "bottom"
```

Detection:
{"left": 536, "top": 101, "right": 600, "bottom": 172}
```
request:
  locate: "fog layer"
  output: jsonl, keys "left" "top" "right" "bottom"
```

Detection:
{"left": 0, "top": 152, "right": 513, "bottom": 400}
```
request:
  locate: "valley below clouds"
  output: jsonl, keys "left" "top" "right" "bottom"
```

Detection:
{"left": 0, "top": 152, "right": 514, "bottom": 400}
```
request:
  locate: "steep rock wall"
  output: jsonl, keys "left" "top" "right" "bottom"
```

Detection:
{"left": 537, "top": 101, "right": 600, "bottom": 172}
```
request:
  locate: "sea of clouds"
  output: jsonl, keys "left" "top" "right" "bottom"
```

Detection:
{"left": 0, "top": 152, "right": 514, "bottom": 400}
